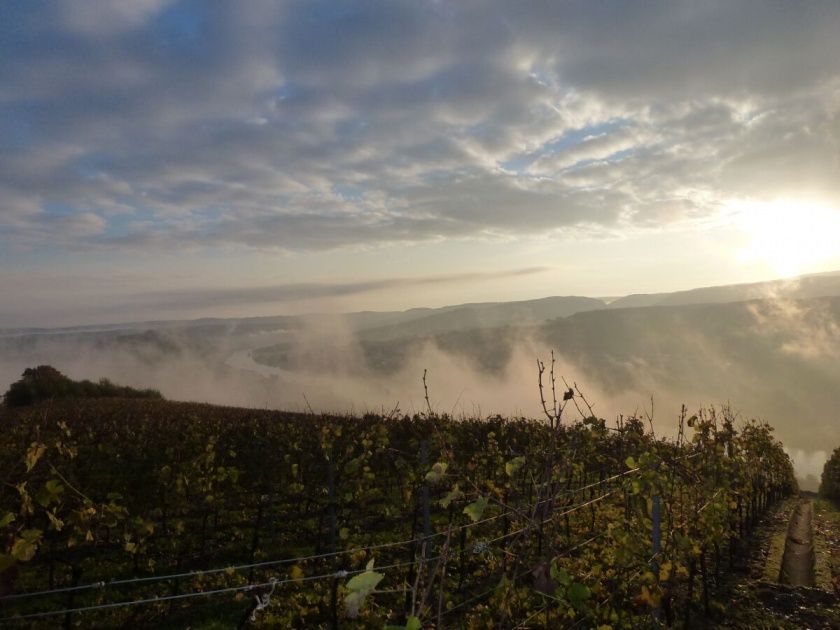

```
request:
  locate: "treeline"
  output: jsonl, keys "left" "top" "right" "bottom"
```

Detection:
{"left": 1, "top": 365, "right": 162, "bottom": 407}
{"left": 0, "top": 396, "right": 795, "bottom": 628}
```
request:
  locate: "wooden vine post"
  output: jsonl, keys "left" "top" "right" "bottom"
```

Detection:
{"left": 420, "top": 440, "right": 432, "bottom": 561}
{"left": 327, "top": 456, "right": 339, "bottom": 630}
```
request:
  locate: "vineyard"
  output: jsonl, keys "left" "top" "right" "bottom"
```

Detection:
{"left": 821, "top": 447, "right": 840, "bottom": 503}
{"left": 0, "top": 387, "right": 796, "bottom": 628}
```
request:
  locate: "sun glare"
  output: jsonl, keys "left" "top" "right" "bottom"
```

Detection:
{"left": 730, "top": 199, "right": 840, "bottom": 277}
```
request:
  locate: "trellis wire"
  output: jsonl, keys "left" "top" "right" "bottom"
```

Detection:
{"left": 1, "top": 468, "right": 639, "bottom": 603}
{"left": 1, "top": 452, "right": 724, "bottom": 625}
{"left": 0, "top": 556, "right": 441, "bottom": 623}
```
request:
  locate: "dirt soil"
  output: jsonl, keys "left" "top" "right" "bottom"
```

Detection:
{"left": 713, "top": 495, "right": 840, "bottom": 629}
{"left": 778, "top": 499, "right": 816, "bottom": 587}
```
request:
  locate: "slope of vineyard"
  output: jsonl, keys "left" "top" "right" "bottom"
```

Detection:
{"left": 0, "top": 397, "right": 795, "bottom": 628}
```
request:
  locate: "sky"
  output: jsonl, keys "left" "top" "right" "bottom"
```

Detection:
{"left": 2, "top": 0, "right": 840, "bottom": 327}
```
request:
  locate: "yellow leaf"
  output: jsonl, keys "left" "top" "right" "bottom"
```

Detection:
{"left": 11, "top": 530, "right": 42, "bottom": 562}
{"left": 290, "top": 565, "right": 304, "bottom": 583}
{"left": 24, "top": 443, "right": 46, "bottom": 472}
{"left": 638, "top": 585, "right": 662, "bottom": 608}
{"left": 47, "top": 511, "right": 64, "bottom": 532}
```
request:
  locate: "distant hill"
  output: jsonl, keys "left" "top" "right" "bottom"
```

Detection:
{"left": 2, "top": 271, "right": 839, "bottom": 460}
{"left": 4, "top": 269, "right": 840, "bottom": 341}
{"left": 536, "top": 295, "right": 840, "bottom": 451}
{"left": 275, "top": 294, "right": 840, "bottom": 453}
{"left": 359, "top": 295, "right": 606, "bottom": 341}
{"left": 252, "top": 296, "right": 606, "bottom": 373}
{"left": 609, "top": 272, "right": 840, "bottom": 309}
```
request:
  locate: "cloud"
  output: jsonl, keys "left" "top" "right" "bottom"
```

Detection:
{"left": 58, "top": 0, "right": 175, "bottom": 36}
{"left": 115, "top": 267, "right": 551, "bottom": 311}
{"left": 1, "top": 1, "right": 839, "bottom": 253}
{"left": 0, "top": 266, "right": 552, "bottom": 327}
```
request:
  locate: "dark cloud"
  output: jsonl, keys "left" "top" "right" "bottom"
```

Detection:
{"left": 1, "top": 1, "right": 839, "bottom": 252}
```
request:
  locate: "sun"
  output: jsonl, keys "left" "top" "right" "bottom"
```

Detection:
{"left": 729, "top": 198, "right": 840, "bottom": 278}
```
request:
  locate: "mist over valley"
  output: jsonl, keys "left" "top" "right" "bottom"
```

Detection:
{"left": 3, "top": 273, "right": 839, "bottom": 490}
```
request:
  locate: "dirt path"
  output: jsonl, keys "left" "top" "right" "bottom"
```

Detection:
{"left": 715, "top": 495, "right": 840, "bottom": 629}
{"left": 778, "top": 498, "right": 816, "bottom": 586}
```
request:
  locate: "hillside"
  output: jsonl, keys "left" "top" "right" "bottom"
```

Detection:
{"left": 357, "top": 295, "right": 606, "bottom": 341}
{"left": 249, "top": 295, "right": 840, "bottom": 462}
{"left": 1, "top": 275, "right": 838, "bottom": 488}
{"left": 0, "top": 396, "right": 800, "bottom": 627}
{"left": 609, "top": 272, "right": 840, "bottom": 310}
{"left": 537, "top": 296, "right": 840, "bottom": 455}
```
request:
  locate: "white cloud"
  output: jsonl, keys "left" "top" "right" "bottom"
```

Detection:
{"left": 58, "top": 0, "right": 175, "bottom": 36}
{"left": 1, "top": 1, "right": 839, "bottom": 252}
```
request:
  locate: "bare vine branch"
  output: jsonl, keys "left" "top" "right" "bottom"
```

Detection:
{"left": 422, "top": 369, "right": 433, "bottom": 416}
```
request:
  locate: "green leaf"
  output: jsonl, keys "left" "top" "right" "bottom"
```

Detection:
{"left": 463, "top": 496, "right": 489, "bottom": 523}
{"left": 0, "top": 512, "right": 15, "bottom": 528}
{"left": 625, "top": 456, "right": 636, "bottom": 469}
{"left": 440, "top": 484, "right": 464, "bottom": 508}
{"left": 550, "top": 564, "right": 571, "bottom": 586}
{"left": 345, "top": 559, "right": 384, "bottom": 618}
{"left": 425, "top": 462, "right": 448, "bottom": 484}
{"left": 345, "top": 572, "right": 384, "bottom": 616}
{"left": 345, "top": 591, "right": 366, "bottom": 617}
{"left": 567, "top": 582, "right": 591, "bottom": 607}
{"left": 505, "top": 456, "right": 526, "bottom": 477}
{"left": 386, "top": 617, "right": 423, "bottom": 630}
{"left": 45, "top": 479, "right": 65, "bottom": 495}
